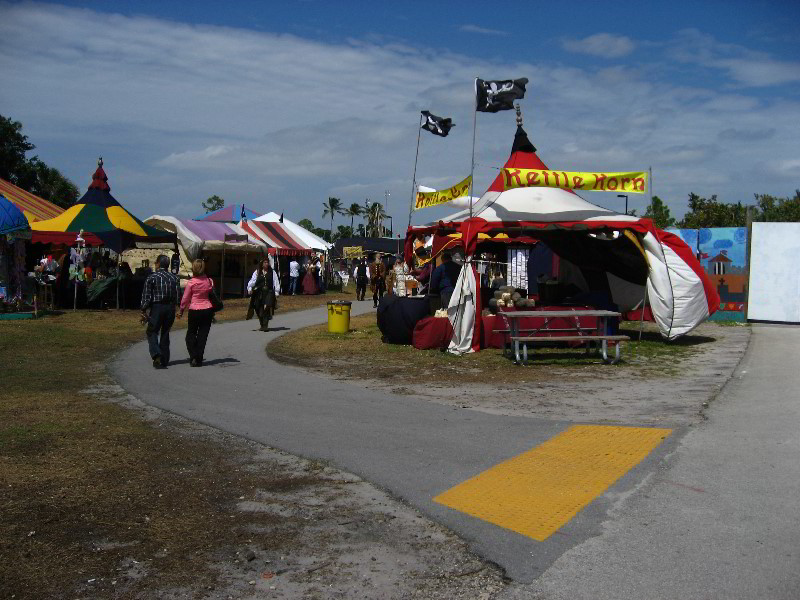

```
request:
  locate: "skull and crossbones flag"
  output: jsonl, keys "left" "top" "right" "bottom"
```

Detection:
{"left": 475, "top": 78, "right": 528, "bottom": 112}
{"left": 420, "top": 111, "right": 454, "bottom": 137}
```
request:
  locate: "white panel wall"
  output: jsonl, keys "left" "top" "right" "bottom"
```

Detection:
{"left": 747, "top": 222, "right": 800, "bottom": 322}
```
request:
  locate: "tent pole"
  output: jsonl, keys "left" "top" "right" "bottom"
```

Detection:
{"left": 220, "top": 242, "right": 225, "bottom": 300}
{"left": 407, "top": 113, "right": 423, "bottom": 231}
{"left": 469, "top": 78, "right": 478, "bottom": 220}
{"left": 243, "top": 247, "right": 248, "bottom": 298}
{"left": 638, "top": 283, "right": 649, "bottom": 342}
{"left": 116, "top": 251, "right": 120, "bottom": 310}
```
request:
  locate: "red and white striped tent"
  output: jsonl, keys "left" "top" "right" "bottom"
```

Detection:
{"left": 405, "top": 126, "right": 718, "bottom": 351}
{"left": 239, "top": 219, "right": 313, "bottom": 256}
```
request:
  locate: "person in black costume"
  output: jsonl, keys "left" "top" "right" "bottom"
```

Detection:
{"left": 246, "top": 258, "right": 278, "bottom": 331}
{"left": 354, "top": 258, "right": 368, "bottom": 301}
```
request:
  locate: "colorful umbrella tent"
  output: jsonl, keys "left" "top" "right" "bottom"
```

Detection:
{"left": 0, "top": 178, "right": 65, "bottom": 226}
{"left": 406, "top": 125, "right": 718, "bottom": 346}
{"left": 145, "top": 215, "right": 267, "bottom": 296}
{"left": 0, "top": 194, "right": 28, "bottom": 234}
{"left": 30, "top": 160, "right": 176, "bottom": 251}
{"left": 194, "top": 204, "right": 261, "bottom": 223}
{"left": 254, "top": 212, "right": 332, "bottom": 251}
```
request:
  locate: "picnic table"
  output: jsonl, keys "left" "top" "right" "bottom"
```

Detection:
{"left": 497, "top": 309, "right": 629, "bottom": 365}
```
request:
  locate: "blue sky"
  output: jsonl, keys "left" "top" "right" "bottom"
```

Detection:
{"left": 1, "top": 0, "right": 798, "bottom": 229}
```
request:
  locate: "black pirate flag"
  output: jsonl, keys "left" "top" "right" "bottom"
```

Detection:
{"left": 420, "top": 110, "right": 455, "bottom": 137}
{"left": 475, "top": 78, "right": 528, "bottom": 112}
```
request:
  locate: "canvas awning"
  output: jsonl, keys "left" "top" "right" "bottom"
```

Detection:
{"left": 193, "top": 204, "right": 261, "bottom": 223}
{"left": 145, "top": 216, "right": 266, "bottom": 259}
{"left": 0, "top": 177, "right": 64, "bottom": 225}
{"left": 239, "top": 219, "right": 313, "bottom": 256}
{"left": 253, "top": 212, "right": 331, "bottom": 251}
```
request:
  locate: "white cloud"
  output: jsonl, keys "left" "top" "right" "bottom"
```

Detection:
{"left": 0, "top": 4, "right": 797, "bottom": 225}
{"left": 562, "top": 33, "right": 634, "bottom": 58}
{"left": 669, "top": 28, "right": 800, "bottom": 87}
{"left": 458, "top": 24, "right": 508, "bottom": 36}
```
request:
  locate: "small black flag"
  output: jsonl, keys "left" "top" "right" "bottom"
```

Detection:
{"left": 279, "top": 212, "right": 284, "bottom": 223}
{"left": 421, "top": 111, "right": 454, "bottom": 137}
{"left": 475, "top": 78, "right": 528, "bottom": 113}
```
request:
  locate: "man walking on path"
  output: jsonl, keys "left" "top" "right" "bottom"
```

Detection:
{"left": 369, "top": 255, "right": 386, "bottom": 308}
{"left": 141, "top": 254, "right": 180, "bottom": 369}
{"left": 354, "top": 257, "right": 368, "bottom": 301}
{"left": 289, "top": 258, "right": 300, "bottom": 295}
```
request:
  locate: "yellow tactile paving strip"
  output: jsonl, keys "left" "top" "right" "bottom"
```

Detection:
{"left": 434, "top": 425, "right": 671, "bottom": 541}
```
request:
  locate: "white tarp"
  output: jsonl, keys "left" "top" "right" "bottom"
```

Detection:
{"left": 447, "top": 260, "right": 477, "bottom": 355}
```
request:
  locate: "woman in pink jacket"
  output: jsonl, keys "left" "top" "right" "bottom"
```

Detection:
{"left": 178, "top": 259, "right": 215, "bottom": 367}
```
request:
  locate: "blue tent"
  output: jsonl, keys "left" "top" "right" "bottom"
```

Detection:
{"left": 0, "top": 194, "right": 28, "bottom": 234}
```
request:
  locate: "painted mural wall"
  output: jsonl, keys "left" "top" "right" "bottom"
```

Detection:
{"left": 666, "top": 227, "right": 748, "bottom": 322}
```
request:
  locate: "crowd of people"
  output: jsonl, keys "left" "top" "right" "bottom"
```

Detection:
{"left": 138, "top": 249, "right": 474, "bottom": 371}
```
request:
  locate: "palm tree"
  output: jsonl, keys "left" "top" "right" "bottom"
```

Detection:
{"left": 345, "top": 203, "right": 363, "bottom": 234}
{"left": 322, "top": 197, "right": 343, "bottom": 242}
{"left": 367, "top": 202, "right": 387, "bottom": 237}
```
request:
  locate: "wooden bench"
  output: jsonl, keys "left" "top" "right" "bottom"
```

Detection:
{"left": 509, "top": 334, "right": 631, "bottom": 365}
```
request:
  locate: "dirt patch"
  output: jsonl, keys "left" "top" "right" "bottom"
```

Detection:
{"left": 79, "top": 382, "right": 508, "bottom": 599}
{"left": 269, "top": 315, "right": 750, "bottom": 426}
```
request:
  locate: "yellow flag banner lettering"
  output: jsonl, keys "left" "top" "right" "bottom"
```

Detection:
{"left": 343, "top": 246, "right": 363, "bottom": 259}
{"left": 414, "top": 175, "right": 472, "bottom": 210}
{"left": 503, "top": 169, "right": 648, "bottom": 194}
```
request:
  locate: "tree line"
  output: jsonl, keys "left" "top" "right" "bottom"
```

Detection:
{"left": 641, "top": 191, "right": 800, "bottom": 229}
{"left": 1, "top": 115, "right": 79, "bottom": 208}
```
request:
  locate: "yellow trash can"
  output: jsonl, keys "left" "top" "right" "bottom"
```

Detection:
{"left": 327, "top": 300, "right": 352, "bottom": 333}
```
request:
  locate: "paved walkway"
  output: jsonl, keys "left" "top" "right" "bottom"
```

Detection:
{"left": 113, "top": 307, "right": 799, "bottom": 595}
{"left": 508, "top": 323, "right": 800, "bottom": 599}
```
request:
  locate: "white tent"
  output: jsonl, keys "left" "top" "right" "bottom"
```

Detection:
{"left": 254, "top": 212, "right": 331, "bottom": 251}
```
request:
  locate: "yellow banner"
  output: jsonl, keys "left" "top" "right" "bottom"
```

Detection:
{"left": 502, "top": 169, "right": 648, "bottom": 194}
{"left": 414, "top": 175, "right": 472, "bottom": 210}
{"left": 343, "top": 246, "right": 363, "bottom": 259}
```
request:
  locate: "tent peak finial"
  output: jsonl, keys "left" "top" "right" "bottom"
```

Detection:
{"left": 98, "top": 156, "right": 103, "bottom": 167}
{"left": 515, "top": 104, "right": 523, "bottom": 127}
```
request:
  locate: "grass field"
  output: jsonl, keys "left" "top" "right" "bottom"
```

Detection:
{"left": 0, "top": 290, "right": 353, "bottom": 599}
{"left": 268, "top": 313, "right": 708, "bottom": 384}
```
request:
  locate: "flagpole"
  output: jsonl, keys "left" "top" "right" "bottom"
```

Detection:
{"left": 407, "top": 113, "right": 424, "bottom": 230}
{"left": 469, "top": 78, "right": 478, "bottom": 220}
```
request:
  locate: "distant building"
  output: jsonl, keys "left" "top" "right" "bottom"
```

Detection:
{"left": 709, "top": 250, "right": 732, "bottom": 275}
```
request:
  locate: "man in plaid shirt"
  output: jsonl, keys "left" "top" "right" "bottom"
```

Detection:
{"left": 141, "top": 254, "right": 180, "bottom": 368}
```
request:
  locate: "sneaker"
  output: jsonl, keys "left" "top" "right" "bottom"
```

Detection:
{"left": 152, "top": 356, "right": 163, "bottom": 369}
{"left": 190, "top": 358, "right": 199, "bottom": 367}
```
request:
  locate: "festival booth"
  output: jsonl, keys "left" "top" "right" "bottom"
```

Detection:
{"left": 404, "top": 125, "right": 719, "bottom": 354}
{"left": 0, "top": 180, "right": 67, "bottom": 312}
{"left": 144, "top": 216, "right": 267, "bottom": 298}
{"left": 29, "top": 160, "right": 177, "bottom": 309}
{"left": 0, "top": 194, "right": 31, "bottom": 312}
{"left": 239, "top": 218, "right": 326, "bottom": 294}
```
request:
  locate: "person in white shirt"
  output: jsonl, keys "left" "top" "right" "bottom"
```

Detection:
{"left": 288, "top": 258, "right": 300, "bottom": 295}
